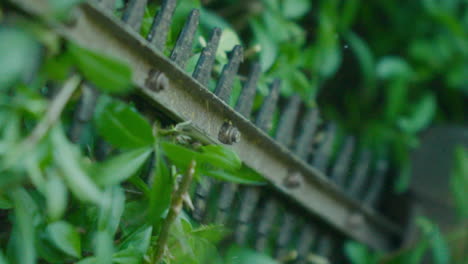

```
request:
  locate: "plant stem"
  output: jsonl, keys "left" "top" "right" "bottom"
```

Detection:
{"left": 25, "top": 75, "right": 82, "bottom": 146}
{"left": 151, "top": 160, "right": 196, "bottom": 264}
{"left": 3, "top": 75, "right": 81, "bottom": 169}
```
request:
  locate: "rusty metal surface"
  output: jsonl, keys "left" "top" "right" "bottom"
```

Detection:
{"left": 12, "top": 0, "right": 402, "bottom": 251}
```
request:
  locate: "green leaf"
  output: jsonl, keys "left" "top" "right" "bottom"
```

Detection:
{"left": 46, "top": 221, "right": 82, "bottom": 258}
{"left": 112, "top": 248, "right": 142, "bottom": 264}
{"left": 11, "top": 188, "right": 37, "bottom": 264}
{"left": 376, "top": 56, "right": 412, "bottom": 80}
{"left": 161, "top": 141, "right": 200, "bottom": 170}
{"left": 251, "top": 20, "right": 277, "bottom": 72}
{"left": 398, "top": 93, "right": 436, "bottom": 133}
{"left": 76, "top": 257, "right": 97, "bottom": 264}
{"left": 203, "top": 165, "right": 267, "bottom": 185}
{"left": 45, "top": 171, "right": 68, "bottom": 221}
{"left": 94, "top": 98, "right": 154, "bottom": 149}
{"left": 51, "top": 127, "right": 103, "bottom": 205}
{"left": 225, "top": 245, "right": 279, "bottom": 264}
{"left": 68, "top": 43, "right": 132, "bottom": 94}
{"left": 93, "top": 147, "right": 152, "bottom": 186}
{"left": 118, "top": 225, "right": 152, "bottom": 255}
{"left": 0, "top": 28, "right": 40, "bottom": 89}
{"left": 282, "top": 0, "right": 311, "bottom": 19}
{"left": 191, "top": 224, "right": 229, "bottom": 244}
{"left": 344, "top": 241, "right": 375, "bottom": 264}
{"left": 450, "top": 146, "right": 468, "bottom": 219}
{"left": 98, "top": 186, "right": 125, "bottom": 235}
{"left": 0, "top": 250, "right": 9, "bottom": 264}
{"left": 95, "top": 231, "right": 114, "bottom": 264}
{"left": 199, "top": 145, "right": 242, "bottom": 171}
{"left": 0, "top": 195, "right": 12, "bottom": 209}
{"left": 346, "top": 32, "right": 375, "bottom": 96}
{"left": 148, "top": 145, "right": 173, "bottom": 226}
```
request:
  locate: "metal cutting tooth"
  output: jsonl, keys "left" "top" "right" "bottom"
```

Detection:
{"left": 312, "top": 123, "right": 337, "bottom": 172}
{"left": 255, "top": 79, "right": 281, "bottom": 132}
{"left": 316, "top": 234, "right": 333, "bottom": 258}
{"left": 294, "top": 108, "right": 319, "bottom": 160}
{"left": 235, "top": 187, "right": 261, "bottom": 244}
{"left": 330, "top": 136, "right": 355, "bottom": 186}
{"left": 348, "top": 149, "right": 372, "bottom": 198}
{"left": 69, "top": 83, "right": 99, "bottom": 143}
{"left": 170, "top": 9, "right": 199, "bottom": 69}
{"left": 255, "top": 198, "right": 278, "bottom": 252}
{"left": 192, "top": 179, "right": 213, "bottom": 222}
{"left": 122, "top": 0, "right": 147, "bottom": 32}
{"left": 363, "top": 159, "right": 388, "bottom": 207}
{"left": 214, "top": 45, "right": 243, "bottom": 103}
{"left": 214, "top": 182, "right": 238, "bottom": 224}
{"left": 193, "top": 27, "right": 222, "bottom": 87}
{"left": 275, "top": 212, "right": 296, "bottom": 259}
{"left": 235, "top": 62, "right": 261, "bottom": 118}
{"left": 296, "top": 224, "right": 316, "bottom": 264}
{"left": 275, "top": 95, "right": 301, "bottom": 148}
{"left": 147, "top": 0, "right": 177, "bottom": 51}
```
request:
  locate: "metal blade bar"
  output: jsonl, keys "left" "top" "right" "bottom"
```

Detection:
{"left": 12, "top": 0, "right": 402, "bottom": 250}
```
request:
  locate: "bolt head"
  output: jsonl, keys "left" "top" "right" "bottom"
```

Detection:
{"left": 218, "top": 122, "right": 241, "bottom": 145}
{"left": 283, "top": 171, "right": 302, "bottom": 188}
{"left": 146, "top": 69, "right": 169, "bottom": 92}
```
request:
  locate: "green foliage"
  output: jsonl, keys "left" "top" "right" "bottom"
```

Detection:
{"left": 68, "top": 43, "right": 133, "bottom": 94}
{"left": 450, "top": 146, "right": 468, "bottom": 220}
{"left": 0, "top": 6, "right": 268, "bottom": 264}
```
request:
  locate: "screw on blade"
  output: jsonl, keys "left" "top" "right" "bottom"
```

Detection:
{"left": 330, "top": 136, "right": 355, "bottom": 186}
{"left": 296, "top": 224, "right": 316, "bottom": 264}
{"left": 275, "top": 95, "right": 301, "bottom": 148}
{"left": 294, "top": 108, "right": 319, "bottom": 159}
{"left": 193, "top": 27, "right": 222, "bottom": 87}
{"left": 170, "top": 9, "right": 199, "bottom": 69}
{"left": 214, "top": 182, "right": 238, "bottom": 224}
{"left": 348, "top": 149, "right": 372, "bottom": 198}
{"left": 69, "top": 83, "right": 99, "bottom": 143}
{"left": 312, "top": 123, "right": 337, "bottom": 172}
{"left": 255, "top": 198, "right": 278, "bottom": 252}
{"left": 192, "top": 179, "right": 213, "bottom": 222}
{"left": 235, "top": 62, "right": 261, "bottom": 118}
{"left": 214, "top": 45, "right": 243, "bottom": 103}
{"left": 235, "top": 187, "right": 260, "bottom": 244}
{"left": 100, "top": 0, "right": 116, "bottom": 11}
{"left": 363, "top": 159, "right": 388, "bottom": 207}
{"left": 255, "top": 79, "right": 281, "bottom": 132}
{"left": 122, "top": 0, "right": 147, "bottom": 32}
{"left": 147, "top": 0, "right": 177, "bottom": 51}
{"left": 275, "top": 212, "right": 296, "bottom": 259}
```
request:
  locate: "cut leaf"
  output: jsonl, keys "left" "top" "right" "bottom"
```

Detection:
{"left": 47, "top": 221, "right": 82, "bottom": 258}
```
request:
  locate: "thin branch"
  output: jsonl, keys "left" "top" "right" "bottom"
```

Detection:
{"left": 151, "top": 160, "right": 196, "bottom": 264}
{"left": 25, "top": 75, "right": 82, "bottom": 145}
{"left": 3, "top": 75, "right": 82, "bottom": 169}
